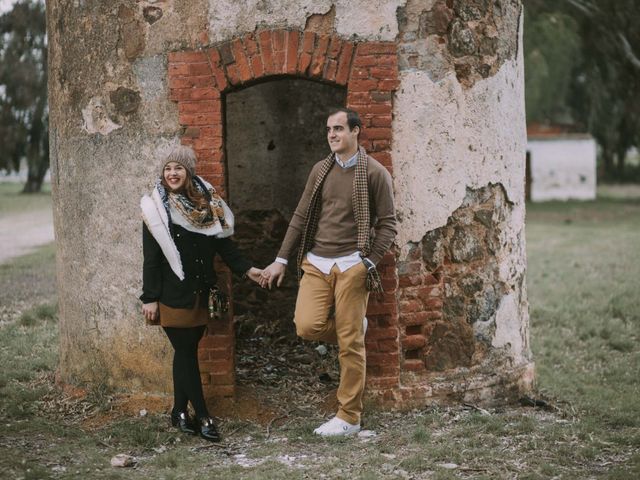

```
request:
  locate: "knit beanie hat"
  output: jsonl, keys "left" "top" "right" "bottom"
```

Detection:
{"left": 162, "top": 145, "right": 197, "bottom": 176}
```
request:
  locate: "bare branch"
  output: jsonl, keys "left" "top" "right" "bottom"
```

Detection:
{"left": 618, "top": 32, "right": 640, "bottom": 70}
{"left": 563, "top": 0, "right": 599, "bottom": 17}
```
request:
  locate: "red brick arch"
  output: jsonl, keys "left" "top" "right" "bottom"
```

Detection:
{"left": 167, "top": 28, "right": 400, "bottom": 398}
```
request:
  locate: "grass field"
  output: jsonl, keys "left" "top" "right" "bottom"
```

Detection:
{"left": 0, "top": 192, "right": 638, "bottom": 479}
{"left": 0, "top": 182, "right": 52, "bottom": 215}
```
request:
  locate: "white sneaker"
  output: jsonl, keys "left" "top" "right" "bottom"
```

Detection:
{"left": 363, "top": 316, "right": 368, "bottom": 335}
{"left": 313, "top": 416, "right": 361, "bottom": 436}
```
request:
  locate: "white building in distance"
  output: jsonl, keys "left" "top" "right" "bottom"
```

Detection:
{"left": 526, "top": 127, "right": 597, "bottom": 202}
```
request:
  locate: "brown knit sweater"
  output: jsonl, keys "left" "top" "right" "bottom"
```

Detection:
{"left": 277, "top": 154, "right": 397, "bottom": 266}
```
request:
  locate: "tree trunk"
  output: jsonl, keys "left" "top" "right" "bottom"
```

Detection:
{"left": 615, "top": 148, "right": 627, "bottom": 179}
{"left": 21, "top": 111, "right": 48, "bottom": 194}
{"left": 22, "top": 170, "right": 46, "bottom": 193}
{"left": 601, "top": 147, "right": 614, "bottom": 179}
{"left": 22, "top": 149, "right": 48, "bottom": 194}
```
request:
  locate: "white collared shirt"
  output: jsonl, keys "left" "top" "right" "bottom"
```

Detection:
{"left": 275, "top": 151, "right": 362, "bottom": 272}
{"left": 335, "top": 151, "right": 358, "bottom": 169}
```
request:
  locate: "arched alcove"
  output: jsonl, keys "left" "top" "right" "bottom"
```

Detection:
{"left": 225, "top": 78, "right": 347, "bottom": 391}
{"left": 225, "top": 78, "right": 347, "bottom": 217}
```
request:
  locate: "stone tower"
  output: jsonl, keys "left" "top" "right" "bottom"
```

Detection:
{"left": 48, "top": 0, "right": 533, "bottom": 407}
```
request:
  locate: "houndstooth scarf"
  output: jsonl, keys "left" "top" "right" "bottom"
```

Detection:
{"left": 297, "top": 146, "right": 383, "bottom": 293}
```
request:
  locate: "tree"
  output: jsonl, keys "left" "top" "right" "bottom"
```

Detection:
{"left": 563, "top": 0, "right": 640, "bottom": 179}
{"left": 0, "top": 0, "right": 48, "bottom": 193}
{"left": 524, "top": 11, "right": 582, "bottom": 125}
{"left": 524, "top": 0, "right": 640, "bottom": 180}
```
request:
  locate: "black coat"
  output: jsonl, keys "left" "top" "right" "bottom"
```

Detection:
{"left": 140, "top": 222, "right": 252, "bottom": 308}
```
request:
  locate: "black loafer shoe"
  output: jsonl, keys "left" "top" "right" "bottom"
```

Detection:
{"left": 198, "top": 417, "right": 221, "bottom": 442}
{"left": 171, "top": 411, "right": 197, "bottom": 435}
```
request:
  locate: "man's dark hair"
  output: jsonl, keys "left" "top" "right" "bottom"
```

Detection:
{"left": 328, "top": 107, "right": 362, "bottom": 133}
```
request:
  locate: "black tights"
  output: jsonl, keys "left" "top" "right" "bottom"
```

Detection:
{"left": 163, "top": 325, "right": 209, "bottom": 419}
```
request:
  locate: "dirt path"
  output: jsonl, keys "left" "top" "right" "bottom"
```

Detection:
{"left": 0, "top": 208, "right": 54, "bottom": 264}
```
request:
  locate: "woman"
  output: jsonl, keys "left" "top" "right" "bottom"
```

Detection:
{"left": 140, "top": 145, "right": 262, "bottom": 442}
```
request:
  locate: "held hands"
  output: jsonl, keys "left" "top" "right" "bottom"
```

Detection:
{"left": 246, "top": 267, "right": 264, "bottom": 285}
{"left": 245, "top": 263, "right": 285, "bottom": 289}
{"left": 261, "top": 261, "right": 286, "bottom": 289}
{"left": 142, "top": 301, "right": 159, "bottom": 323}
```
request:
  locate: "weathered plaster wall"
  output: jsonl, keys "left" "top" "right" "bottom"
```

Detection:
{"left": 387, "top": 0, "right": 531, "bottom": 402}
{"left": 207, "top": 0, "right": 405, "bottom": 43}
{"left": 47, "top": 1, "right": 202, "bottom": 389}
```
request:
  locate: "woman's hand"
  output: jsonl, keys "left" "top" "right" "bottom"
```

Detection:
{"left": 142, "top": 302, "right": 159, "bottom": 323}
{"left": 246, "top": 267, "right": 267, "bottom": 287}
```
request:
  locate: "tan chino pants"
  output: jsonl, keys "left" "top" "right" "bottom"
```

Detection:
{"left": 294, "top": 257, "right": 369, "bottom": 425}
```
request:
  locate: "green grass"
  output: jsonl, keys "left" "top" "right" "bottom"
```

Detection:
{"left": 0, "top": 196, "right": 638, "bottom": 479}
{"left": 0, "top": 181, "right": 52, "bottom": 215}
{"left": 0, "top": 243, "right": 56, "bottom": 307}
{"left": 527, "top": 198, "right": 640, "bottom": 437}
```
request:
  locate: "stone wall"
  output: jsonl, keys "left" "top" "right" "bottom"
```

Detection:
{"left": 398, "top": 184, "right": 529, "bottom": 371}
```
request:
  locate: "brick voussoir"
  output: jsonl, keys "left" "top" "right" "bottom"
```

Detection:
{"left": 273, "top": 29, "right": 286, "bottom": 51}
{"left": 218, "top": 42, "right": 235, "bottom": 65}
{"left": 250, "top": 55, "right": 265, "bottom": 78}
{"left": 298, "top": 52, "right": 312, "bottom": 75}
{"left": 231, "top": 38, "right": 252, "bottom": 82}
{"left": 309, "top": 34, "right": 330, "bottom": 77}
{"left": 327, "top": 35, "right": 343, "bottom": 58}
{"left": 207, "top": 56, "right": 228, "bottom": 91}
{"left": 336, "top": 41, "right": 354, "bottom": 85}
{"left": 225, "top": 64, "right": 241, "bottom": 86}
{"left": 323, "top": 59, "right": 338, "bottom": 81}
{"left": 285, "top": 30, "right": 300, "bottom": 74}
{"left": 258, "top": 30, "right": 275, "bottom": 75}
{"left": 242, "top": 33, "right": 260, "bottom": 56}
{"left": 301, "top": 30, "right": 316, "bottom": 53}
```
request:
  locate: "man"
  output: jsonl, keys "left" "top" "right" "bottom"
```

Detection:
{"left": 261, "top": 108, "right": 397, "bottom": 436}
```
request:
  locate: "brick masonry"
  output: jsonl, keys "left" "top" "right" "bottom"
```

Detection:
{"left": 167, "top": 28, "right": 400, "bottom": 397}
{"left": 378, "top": 184, "right": 532, "bottom": 407}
